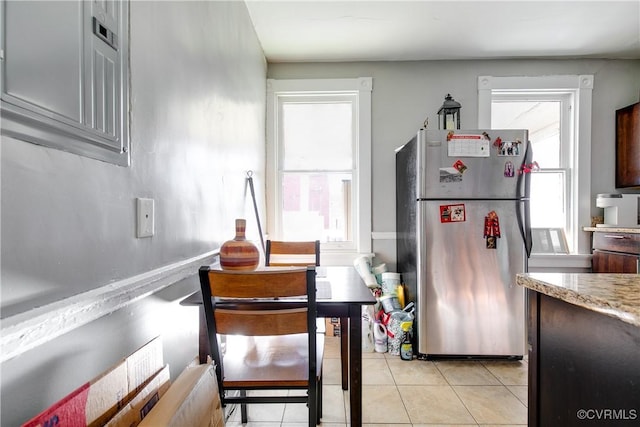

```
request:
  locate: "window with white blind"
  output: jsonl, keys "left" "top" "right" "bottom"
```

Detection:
{"left": 478, "top": 75, "right": 593, "bottom": 260}
{"left": 491, "top": 93, "right": 571, "bottom": 253}
{"left": 266, "top": 78, "right": 372, "bottom": 263}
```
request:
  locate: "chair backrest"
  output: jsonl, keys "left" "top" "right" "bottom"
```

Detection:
{"left": 199, "top": 266, "right": 318, "bottom": 396}
{"left": 199, "top": 266, "right": 321, "bottom": 423}
{"left": 200, "top": 266, "right": 317, "bottom": 337}
{"left": 200, "top": 267, "right": 317, "bottom": 337}
{"left": 265, "top": 240, "right": 320, "bottom": 267}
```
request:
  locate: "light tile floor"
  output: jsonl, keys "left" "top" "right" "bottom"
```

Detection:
{"left": 225, "top": 336, "right": 528, "bottom": 426}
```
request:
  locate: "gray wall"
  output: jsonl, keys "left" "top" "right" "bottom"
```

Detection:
{"left": 0, "top": 1, "right": 266, "bottom": 425}
{"left": 269, "top": 59, "right": 640, "bottom": 268}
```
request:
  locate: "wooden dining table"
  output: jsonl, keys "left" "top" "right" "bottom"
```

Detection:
{"left": 180, "top": 265, "right": 376, "bottom": 426}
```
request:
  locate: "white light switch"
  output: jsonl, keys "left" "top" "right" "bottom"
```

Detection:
{"left": 136, "top": 198, "right": 155, "bottom": 238}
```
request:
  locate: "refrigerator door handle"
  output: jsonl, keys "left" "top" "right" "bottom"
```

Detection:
{"left": 517, "top": 199, "right": 533, "bottom": 259}
{"left": 516, "top": 140, "right": 533, "bottom": 258}
{"left": 516, "top": 139, "right": 533, "bottom": 199}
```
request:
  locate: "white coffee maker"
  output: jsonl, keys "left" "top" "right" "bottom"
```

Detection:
{"left": 596, "top": 193, "right": 640, "bottom": 227}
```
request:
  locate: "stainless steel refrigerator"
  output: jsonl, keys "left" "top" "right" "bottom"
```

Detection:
{"left": 396, "top": 128, "right": 532, "bottom": 358}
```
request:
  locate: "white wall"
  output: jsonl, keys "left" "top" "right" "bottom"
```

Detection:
{"left": 0, "top": 1, "right": 266, "bottom": 425}
{"left": 268, "top": 59, "right": 640, "bottom": 270}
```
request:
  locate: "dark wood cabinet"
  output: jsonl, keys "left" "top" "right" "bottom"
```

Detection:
{"left": 616, "top": 102, "right": 640, "bottom": 188}
{"left": 592, "top": 250, "right": 638, "bottom": 273}
{"left": 591, "top": 231, "right": 639, "bottom": 273}
{"left": 528, "top": 290, "right": 640, "bottom": 426}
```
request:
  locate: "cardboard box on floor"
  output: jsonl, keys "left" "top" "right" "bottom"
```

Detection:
{"left": 325, "top": 317, "right": 341, "bottom": 337}
{"left": 104, "top": 364, "right": 171, "bottom": 427}
{"left": 22, "top": 336, "right": 164, "bottom": 427}
{"left": 138, "top": 363, "right": 223, "bottom": 427}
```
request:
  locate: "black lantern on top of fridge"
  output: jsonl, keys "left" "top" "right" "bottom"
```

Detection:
{"left": 437, "top": 93, "right": 461, "bottom": 130}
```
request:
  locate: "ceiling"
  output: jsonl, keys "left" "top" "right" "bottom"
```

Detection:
{"left": 244, "top": 0, "right": 640, "bottom": 63}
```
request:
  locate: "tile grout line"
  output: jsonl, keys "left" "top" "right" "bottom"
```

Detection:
{"left": 481, "top": 359, "right": 530, "bottom": 407}
{"left": 433, "top": 360, "right": 481, "bottom": 426}
{"left": 385, "top": 353, "right": 415, "bottom": 425}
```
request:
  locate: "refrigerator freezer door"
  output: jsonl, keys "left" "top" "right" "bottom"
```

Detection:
{"left": 417, "top": 129, "right": 530, "bottom": 199}
{"left": 416, "top": 199, "right": 526, "bottom": 356}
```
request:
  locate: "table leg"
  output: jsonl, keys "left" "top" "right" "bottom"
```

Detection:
{"left": 348, "top": 304, "right": 363, "bottom": 426}
{"left": 340, "top": 316, "right": 348, "bottom": 390}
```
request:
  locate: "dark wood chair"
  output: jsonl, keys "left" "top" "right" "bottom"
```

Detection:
{"left": 265, "top": 239, "right": 348, "bottom": 391}
{"left": 265, "top": 240, "right": 320, "bottom": 267}
{"left": 265, "top": 239, "right": 327, "bottom": 333}
{"left": 199, "top": 266, "right": 323, "bottom": 425}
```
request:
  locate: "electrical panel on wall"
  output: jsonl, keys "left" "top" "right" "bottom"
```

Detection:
{"left": 0, "top": 0, "right": 130, "bottom": 166}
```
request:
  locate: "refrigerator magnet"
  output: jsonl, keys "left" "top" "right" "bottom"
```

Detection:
{"left": 483, "top": 211, "right": 501, "bottom": 249}
{"left": 504, "top": 161, "right": 515, "bottom": 177}
{"left": 439, "top": 167, "right": 463, "bottom": 183}
{"left": 447, "top": 134, "right": 490, "bottom": 158}
{"left": 519, "top": 161, "right": 540, "bottom": 174}
{"left": 453, "top": 159, "right": 468, "bottom": 174}
{"left": 440, "top": 204, "right": 466, "bottom": 223}
{"left": 497, "top": 139, "right": 522, "bottom": 156}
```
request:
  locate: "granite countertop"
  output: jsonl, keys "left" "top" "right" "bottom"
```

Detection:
{"left": 517, "top": 273, "right": 640, "bottom": 327}
{"left": 584, "top": 226, "right": 640, "bottom": 233}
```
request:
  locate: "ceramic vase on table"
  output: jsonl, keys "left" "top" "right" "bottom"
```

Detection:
{"left": 219, "top": 218, "right": 260, "bottom": 270}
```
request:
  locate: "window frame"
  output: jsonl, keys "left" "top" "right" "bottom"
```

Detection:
{"left": 266, "top": 78, "right": 372, "bottom": 264}
{"left": 490, "top": 92, "right": 573, "bottom": 249}
{"left": 478, "top": 75, "right": 593, "bottom": 263}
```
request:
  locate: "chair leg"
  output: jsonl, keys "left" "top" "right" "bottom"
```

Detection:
{"left": 308, "top": 381, "right": 317, "bottom": 426}
{"left": 240, "top": 390, "right": 248, "bottom": 424}
{"left": 317, "top": 376, "right": 323, "bottom": 424}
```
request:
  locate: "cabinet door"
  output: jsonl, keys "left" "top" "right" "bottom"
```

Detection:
{"left": 616, "top": 102, "right": 640, "bottom": 188}
{"left": 592, "top": 249, "right": 639, "bottom": 273}
{"left": 84, "top": 0, "right": 120, "bottom": 139}
{"left": 592, "top": 231, "right": 640, "bottom": 254}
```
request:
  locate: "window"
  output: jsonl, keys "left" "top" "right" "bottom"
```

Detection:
{"left": 491, "top": 93, "right": 571, "bottom": 252}
{"left": 266, "top": 78, "right": 372, "bottom": 263}
{"left": 478, "top": 75, "right": 593, "bottom": 259}
{"left": 1, "top": 0, "right": 130, "bottom": 166}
